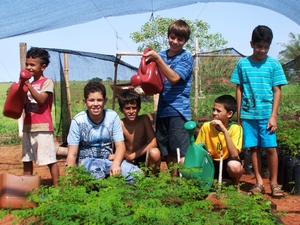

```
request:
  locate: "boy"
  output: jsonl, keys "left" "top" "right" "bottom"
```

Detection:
{"left": 66, "top": 81, "right": 140, "bottom": 183}
{"left": 118, "top": 89, "right": 161, "bottom": 175}
{"left": 230, "top": 25, "right": 288, "bottom": 197}
{"left": 144, "top": 19, "right": 194, "bottom": 177}
{"left": 22, "top": 47, "right": 59, "bottom": 187}
{"left": 195, "top": 95, "right": 244, "bottom": 186}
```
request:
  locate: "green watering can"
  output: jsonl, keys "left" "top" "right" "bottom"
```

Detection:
{"left": 182, "top": 120, "right": 215, "bottom": 187}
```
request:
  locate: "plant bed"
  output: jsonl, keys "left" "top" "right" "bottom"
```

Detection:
{"left": 0, "top": 165, "right": 280, "bottom": 225}
{"left": 0, "top": 146, "right": 299, "bottom": 224}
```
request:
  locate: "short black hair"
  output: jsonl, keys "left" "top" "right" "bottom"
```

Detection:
{"left": 251, "top": 25, "right": 273, "bottom": 44}
{"left": 84, "top": 81, "right": 106, "bottom": 99}
{"left": 118, "top": 89, "right": 141, "bottom": 109}
{"left": 26, "top": 47, "right": 50, "bottom": 66}
{"left": 214, "top": 95, "right": 237, "bottom": 114}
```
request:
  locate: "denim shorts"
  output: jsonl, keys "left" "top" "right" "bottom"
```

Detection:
{"left": 79, "top": 158, "right": 141, "bottom": 184}
{"left": 242, "top": 119, "right": 277, "bottom": 148}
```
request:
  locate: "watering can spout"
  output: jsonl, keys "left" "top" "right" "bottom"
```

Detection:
{"left": 184, "top": 120, "right": 196, "bottom": 143}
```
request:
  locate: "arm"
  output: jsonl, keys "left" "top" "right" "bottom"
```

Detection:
{"left": 24, "top": 80, "right": 51, "bottom": 105}
{"left": 267, "top": 86, "right": 281, "bottom": 133}
{"left": 110, "top": 141, "right": 125, "bottom": 175}
{"left": 66, "top": 145, "right": 79, "bottom": 166}
{"left": 144, "top": 50, "right": 181, "bottom": 85}
{"left": 236, "top": 84, "right": 242, "bottom": 125}
{"left": 210, "top": 120, "right": 240, "bottom": 158}
{"left": 126, "top": 115, "right": 158, "bottom": 161}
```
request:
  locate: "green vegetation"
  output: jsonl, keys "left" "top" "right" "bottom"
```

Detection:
{"left": 130, "top": 16, "right": 227, "bottom": 53}
{"left": 2, "top": 166, "right": 279, "bottom": 225}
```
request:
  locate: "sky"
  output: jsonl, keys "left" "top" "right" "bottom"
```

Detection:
{"left": 0, "top": 2, "right": 299, "bottom": 82}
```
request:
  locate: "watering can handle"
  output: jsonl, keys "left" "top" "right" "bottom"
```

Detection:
{"left": 140, "top": 48, "right": 152, "bottom": 74}
{"left": 197, "top": 142, "right": 209, "bottom": 152}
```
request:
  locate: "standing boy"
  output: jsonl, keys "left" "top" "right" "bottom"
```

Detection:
{"left": 144, "top": 19, "right": 194, "bottom": 177}
{"left": 195, "top": 95, "right": 244, "bottom": 187}
{"left": 118, "top": 89, "right": 161, "bottom": 175}
{"left": 66, "top": 81, "right": 140, "bottom": 183}
{"left": 22, "top": 47, "right": 59, "bottom": 187}
{"left": 230, "top": 25, "right": 287, "bottom": 197}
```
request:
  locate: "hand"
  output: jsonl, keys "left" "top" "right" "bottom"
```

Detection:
{"left": 110, "top": 162, "right": 122, "bottom": 176}
{"left": 125, "top": 153, "right": 135, "bottom": 163}
{"left": 143, "top": 50, "right": 159, "bottom": 63}
{"left": 24, "top": 80, "right": 30, "bottom": 87}
{"left": 267, "top": 116, "right": 277, "bottom": 133}
{"left": 210, "top": 119, "right": 226, "bottom": 132}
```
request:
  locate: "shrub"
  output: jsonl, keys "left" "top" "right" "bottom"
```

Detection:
{"left": 6, "top": 166, "right": 279, "bottom": 225}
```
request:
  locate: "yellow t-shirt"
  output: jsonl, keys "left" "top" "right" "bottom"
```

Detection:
{"left": 195, "top": 121, "right": 243, "bottom": 161}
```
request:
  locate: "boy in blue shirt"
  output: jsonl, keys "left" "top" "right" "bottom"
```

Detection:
{"left": 230, "top": 25, "right": 287, "bottom": 198}
{"left": 66, "top": 81, "right": 140, "bottom": 183}
{"left": 144, "top": 19, "right": 194, "bottom": 177}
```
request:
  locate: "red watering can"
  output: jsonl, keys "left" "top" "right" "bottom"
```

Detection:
{"left": 130, "top": 48, "right": 165, "bottom": 95}
{"left": 3, "top": 70, "right": 32, "bottom": 119}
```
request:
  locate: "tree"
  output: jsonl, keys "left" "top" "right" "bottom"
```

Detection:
{"left": 278, "top": 32, "right": 300, "bottom": 64}
{"left": 89, "top": 77, "right": 103, "bottom": 83}
{"left": 130, "top": 16, "right": 227, "bottom": 53}
{"left": 279, "top": 32, "right": 300, "bottom": 81}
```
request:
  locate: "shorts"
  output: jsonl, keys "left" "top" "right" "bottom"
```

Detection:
{"left": 133, "top": 154, "right": 147, "bottom": 167}
{"left": 79, "top": 158, "right": 141, "bottom": 184}
{"left": 213, "top": 157, "right": 242, "bottom": 179}
{"left": 242, "top": 119, "right": 277, "bottom": 148}
{"left": 22, "top": 131, "right": 57, "bottom": 165}
{"left": 156, "top": 116, "right": 189, "bottom": 158}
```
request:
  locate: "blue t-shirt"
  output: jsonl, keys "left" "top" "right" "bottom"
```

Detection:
{"left": 158, "top": 49, "right": 194, "bottom": 121}
{"left": 230, "top": 56, "right": 288, "bottom": 119}
{"left": 67, "top": 109, "right": 124, "bottom": 160}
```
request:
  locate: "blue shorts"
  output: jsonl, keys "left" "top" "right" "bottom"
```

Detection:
{"left": 156, "top": 116, "right": 189, "bottom": 158}
{"left": 242, "top": 119, "right": 277, "bottom": 148}
{"left": 79, "top": 158, "right": 141, "bottom": 184}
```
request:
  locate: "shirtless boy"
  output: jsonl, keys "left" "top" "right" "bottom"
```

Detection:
{"left": 118, "top": 89, "right": 161, "bottom": 175}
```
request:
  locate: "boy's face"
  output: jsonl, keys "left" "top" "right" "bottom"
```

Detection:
{"left": 83, "top": 91, "right": 107, "bottom": 119}
{"left": 25, "top": 57, "right": 46, "bottom": 78}
{"left": 168, "top": 33, "right": 186, "bottom": 55}
{"left": 212, "top": 102, "right": 233, "bottom": 124}
{"left": 119, "top": 102, "right": 140, "bottom": 121}
{"left": 250, "top": 40, "right": 270, "bottom": 62}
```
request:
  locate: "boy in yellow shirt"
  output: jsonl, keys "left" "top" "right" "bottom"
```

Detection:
{"left": 195, "top": 95, "right": 244, "bottom": 186}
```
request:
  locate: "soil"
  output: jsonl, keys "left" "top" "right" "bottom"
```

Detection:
{"left": 0, "top": 145, "right": 299, "bottom": 224}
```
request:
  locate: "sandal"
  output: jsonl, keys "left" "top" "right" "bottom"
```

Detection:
{"left": 248, "top": 183, "right": 265, "bottom": 195}
{"left": 271, "top": 184, "right": 284, "bottom": 198}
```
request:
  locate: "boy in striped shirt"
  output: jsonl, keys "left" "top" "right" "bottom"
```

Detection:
{"left": 230, "top": 25, "right": 287, "bottom": 198}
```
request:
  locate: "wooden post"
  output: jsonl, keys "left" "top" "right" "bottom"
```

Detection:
{"left": 18, "top": 43, "right": 27, "bottom": 137}
{"left": 64, "top": 53, "right": 72, "bottom": 124}
{"left": 153, "top": 93, "right": 159, "bottom": 124}
{"left": 194, "top": 38, "right": 199, "bottom": 117}
{"left": 112, "top": 54, "right": 121, "bottom": 110}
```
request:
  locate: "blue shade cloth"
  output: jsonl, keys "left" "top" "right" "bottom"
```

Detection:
{"left": 0, "top": 0, "right": 299, "bottom": 40}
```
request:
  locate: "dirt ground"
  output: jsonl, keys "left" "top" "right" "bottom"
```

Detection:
{"left": 0, "top": 145, "right": 300, "bottom": 224}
